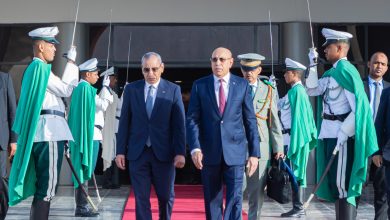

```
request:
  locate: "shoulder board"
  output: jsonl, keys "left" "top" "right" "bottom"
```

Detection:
{"left": 260, "top": 78, "right": 275, "bottom": 89}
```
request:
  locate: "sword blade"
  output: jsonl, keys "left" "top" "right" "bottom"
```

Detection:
{"left": 106, "top": 9, "right": 113, "bottom": 70}
{"left": 71, "top": 0, "right": 80, "bottom": 47}
{"left": 268, "top": 10, "right": 275, "bottom": 85}
{"left": 126, "top": 32, "right": 132, "bottom": 83}
{"left": 306, "top": 0, "right": 315, "bottom": 48}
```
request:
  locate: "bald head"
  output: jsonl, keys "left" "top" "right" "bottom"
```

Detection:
{"left": 368, "top": 52, "right": 388, "bottom": 81}
{"left": 210, "top": 47, "right": 234, "bottom": 78}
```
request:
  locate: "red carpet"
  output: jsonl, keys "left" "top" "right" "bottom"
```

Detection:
{"left": 122, "top": 185, "right": 248, "bottom": 220}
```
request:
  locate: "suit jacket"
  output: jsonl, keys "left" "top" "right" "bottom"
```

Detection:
{"left": 0, "top": 72, "right": 17, "bottom": 150}
{"left": 363, "top": 78, "right": 390, "bottom": 102}
{"left": 375, "top": 87, "right": 390, "bottom": 161}
{"left": 116, "top": 79, "right": 186, "bottom": 162}
{"left": 186, "top": 74, "right": 260, "bottom": 166}
{"left": 253, "top": 79, "right": 283, "bottom": 161}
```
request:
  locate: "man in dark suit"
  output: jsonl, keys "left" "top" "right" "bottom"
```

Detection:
{"left": 116, "top": 52, "right": 186, "bottom": 220}
{"left": 0, "top": 71, "right": 17, "bottom": 219}
{"left": 0, "top": 72, "right": 17, "bottom": 177}
{"left": 187, "top": 47, "right": 260, "bottom": 220}
{"left": 363, "top": 52, "right": 389, "bottom": 220}
{"left": 374, "top": 85, "right": 390, "bottom": 219}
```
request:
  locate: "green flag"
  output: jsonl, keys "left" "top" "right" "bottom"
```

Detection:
{"left": 9, "top": 60, "right": 51, "bottom": 206}
{"left": 316, "top": 59, "right": 379, "bottom": 205}
{"left": 287, "top": 84, "right": 317, "bottom": 187}
{"left": 68, "top": 81, "right": 96, "bottom": 188}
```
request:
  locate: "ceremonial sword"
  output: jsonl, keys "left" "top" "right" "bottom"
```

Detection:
{"left": 126, "top": 32, "right": 132, "bottom": 84}
{"left": 303, "top": 146, "right": 339, "bottom": 209}
{"left": 268, "top": 10, "right": 276, "bottom": 87}
{"left": 106, "top": 9, "right": 113, "bottom": 71}
{"left": 64, "top": 143, "right": 98, "bottom": 212}
{"left": 70, "top": 0, "right": 80, "bottom": 47}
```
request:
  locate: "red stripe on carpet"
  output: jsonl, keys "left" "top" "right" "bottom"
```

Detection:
{"left": 122, "top": 185, "right": 248, "bottom": 220}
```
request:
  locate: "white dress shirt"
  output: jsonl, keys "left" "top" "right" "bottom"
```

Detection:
{"left": 306, "top": 57, "right": 356, "bottom": 139}
{"left": 34, "top": 58, "right": 78, "bottom": 142}
{"left": 144, "top": 80, "right": 160, "bottom": 105}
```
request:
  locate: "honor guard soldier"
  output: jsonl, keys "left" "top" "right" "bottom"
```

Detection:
{"left": 8, "top": 26, "right": 78, "bottom": 220}
{"left": 100, "top": 67, "right": 121, "bottom": 189}
{"left": 306, "top": 28, "right": 379, "bottom": 219}
{"left": 238, "top": 53, "right": 284, "bottom": 220}
{"left": 278, "top": 58, "right": 317, "bottom": 218}
{"left": 68, "top": 58, "right": 113, "bottom": 217}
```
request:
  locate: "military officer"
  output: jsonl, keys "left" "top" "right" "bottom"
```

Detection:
{"left": 8, "top": 26, "right": 78, "bottom": 220}
{"left": 306, "top": 28, "right": 379, "bottom": 219}
{"left": 238, "top": 53, "right": 284, "bottom": 220}
{"left": 278, "top": 58, "right": 317, "bottom": 218}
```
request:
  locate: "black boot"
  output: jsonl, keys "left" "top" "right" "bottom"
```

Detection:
{"left": 30, "top": 197, "right": 50, "bottom": 220}
{"left": 281, "top": 187, "right": 306, "bottom": 218}
{"left": 103, "top": 161, "right": 121, "bottom": 189}
{"left": 337, "top": 198, "right": 356, "bottom": 220}
{"left": 335, "top": 199, "right": 340, "bottom": 220}
{"left": 75, "top": 183, "right": 99, "bottom": 217}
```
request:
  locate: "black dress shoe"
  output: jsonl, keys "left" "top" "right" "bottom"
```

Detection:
{"left": 281, "top": 208, "right": 306, "bottom": 218}
{"left": 75, "top": 208, "right": 100, "bottom": 217}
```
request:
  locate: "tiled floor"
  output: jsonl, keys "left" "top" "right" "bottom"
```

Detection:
{"left": 6, "top": 185, "right": 375, "bottom": 220}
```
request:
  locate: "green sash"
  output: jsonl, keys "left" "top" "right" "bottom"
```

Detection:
{"left": 288, "top": 84, "right": 317, "bottom": 187}
{"left": 316, "top": 59, "right": 379, "bottom": 205}
{"left": 68, "top": 81, "right": 96, "bottom": 188}
{"left": 9, "top": 60, "right": 51, "bottom": 206}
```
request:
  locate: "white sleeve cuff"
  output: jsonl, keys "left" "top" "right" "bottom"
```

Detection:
{"left": 190, "top": 148, "right": 201, "bottom": 156}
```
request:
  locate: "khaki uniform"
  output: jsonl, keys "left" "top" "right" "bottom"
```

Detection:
{"left": 244, "top": 78, "right": 284, "bottom": 220}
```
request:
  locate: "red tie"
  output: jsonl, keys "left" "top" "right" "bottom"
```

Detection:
{"left": 219, "top": 79, "right": 226, "bottom": 114}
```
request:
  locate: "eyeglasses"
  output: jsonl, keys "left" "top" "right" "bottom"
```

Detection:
{"left": 142, "top": 66, "right": 160, "bottom": 73}
{"left": 210, "top": 57, "right": 232, "bottom": 63}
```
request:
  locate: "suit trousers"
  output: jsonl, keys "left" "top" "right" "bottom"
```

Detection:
{"left": 243, "top": 160, "right": 268, "bottom": 220}
{"left": 370, "top": 163, "right": 388, "bottom": 220}
{"left": 0, "top": 151, "right": 7, "bottom": 178}
{"left": 129, "top": 147, "right": 175, "bottom": 220}
{"left": 381, "top": 159, "right": 390, "bottom": 219}
{"left": 202, "top": 161, "right": 245, "bottom": 220}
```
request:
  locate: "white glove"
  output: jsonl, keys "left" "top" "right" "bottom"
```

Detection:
{"left": 66, "top": 46, "right": 77, "bottom": 62}
{"left": 336, "top": 130, "right": 348, "bottom": 151}
{"left": 102, "top": 75, "right": 110, "bottom": 87}
{"left": 308, "top": 47, "right": 318, "bottom": 66}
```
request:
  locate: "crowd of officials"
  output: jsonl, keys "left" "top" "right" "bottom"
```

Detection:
{"left": 0, "top": 25, "right": 389, "bottom": 220}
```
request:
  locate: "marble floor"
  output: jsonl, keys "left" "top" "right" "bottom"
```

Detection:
{"left": 5, "top": 185, "right": 376, "bottom": 220}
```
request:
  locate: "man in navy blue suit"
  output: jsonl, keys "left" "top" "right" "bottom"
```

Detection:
{"left": 187, "top": 47, "right": 261, "bottom": 220}
{"left": 116, "top": 52, "right": 186, "bottom": 220}
{"left": 374, "top": 86, "right": 390, "bottom": 219}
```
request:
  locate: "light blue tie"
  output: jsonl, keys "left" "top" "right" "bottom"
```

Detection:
{"left": 145, "top": 85, "right": 154, "bottom": 146}
{"left": 373, "top": 82, "right": 380, "bottom": 119}
{"left": 146, "top": 85, "right": 154, "bottom": 118}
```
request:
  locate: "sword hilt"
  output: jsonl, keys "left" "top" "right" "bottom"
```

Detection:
{"left": 303, "top": 193, "right": 315, "bottom": 209}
